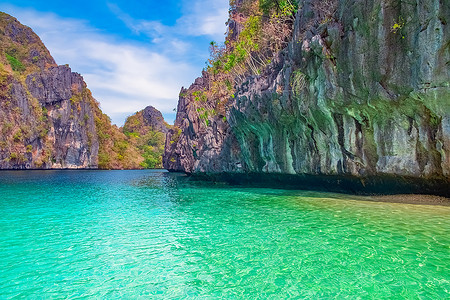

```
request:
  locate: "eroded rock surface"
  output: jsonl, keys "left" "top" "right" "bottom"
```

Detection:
{"left": 142, "top": 106, "right": 169, "bottom": 134}
{"left": 164, "top": 0, "right": 450, "bottom": 195}
{"left": 0, "top": 13, "right": 98, "bottom": 169}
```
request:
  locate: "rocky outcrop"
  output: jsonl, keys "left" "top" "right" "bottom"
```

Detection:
{"left": 0, "top": 67, "right": 99, "bottom": 169}
{"left": 123, "top": 106, "right": 170, "bottom": 168}
{"left": 164, "top": 0, "right": 450, "bottom": 195}
{"left": 163, "top": 72, "right": 235, "bottom": 173}
{"left": 0, "top": 13, "right": 100, "bottom": 169}
{"left": 0, "top": 12, "right": 55, "bottom": 70}
{"left": 29, "top": 66, "right": 98, "bottom": 168}
{"left": 141, "top": 106, "right": 169, "bottom": 134}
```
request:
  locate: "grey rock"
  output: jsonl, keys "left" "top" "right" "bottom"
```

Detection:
{"left": 26, "top": 66, "right": 85, "bottom": 104}
{"left": 142, "top": 105, "right": 169, "bottom": 133}
{"left": 0, "top": 13, "right": 98, "bottom": 169}
{"left": 163, "top": 0, "right": 450, "bottom": 194}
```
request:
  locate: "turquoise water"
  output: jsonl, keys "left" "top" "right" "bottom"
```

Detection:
{"left": 0, "top": 170, "right": 448, "bottom": 298}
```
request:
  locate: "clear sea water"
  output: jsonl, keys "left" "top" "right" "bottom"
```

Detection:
{"left": 0, "top": 170, "right": 448, "bottom": 299}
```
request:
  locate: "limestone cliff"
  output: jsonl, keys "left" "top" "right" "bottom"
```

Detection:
{"left": 0, "top": 12, "right": 101, "bottom": 169}
{"left": 0, "top": 12, "right": 146, "bottom": 169}
{"left": 164, "top": 0, "right": 450, "bottom": 195}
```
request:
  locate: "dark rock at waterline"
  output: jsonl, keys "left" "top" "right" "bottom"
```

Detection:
{"left": 163, "top": 0, "right": 450, "bottom": 195}
{"left": 187, "top": 172, "right": 450, "bottom": 198}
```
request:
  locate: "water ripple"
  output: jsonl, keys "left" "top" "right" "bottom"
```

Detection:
{"left": 0, "top": 170, "right": 449, "bottom": 298}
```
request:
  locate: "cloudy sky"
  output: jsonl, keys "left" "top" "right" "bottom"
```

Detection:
{"left": 0, "top": 0, "right": 229, "bottom": 125}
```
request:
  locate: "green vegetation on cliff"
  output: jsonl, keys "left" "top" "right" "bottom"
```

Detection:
{"left": 122, "top": 108, "right": 169, "bottom": 169}
{"left": 0, "top": 12, "right": 56, "bottom": 74}
{"left": 164, "top": 0, "right": 450, "bottom": 195}
{"left": 0, "top": 12, "right": 168, "bottom": 170}
{"left": 0, "top": 13, "right": 56, "bottom": 168}
{"left": 187, "top": 0, "right": 298, "bottom": 123}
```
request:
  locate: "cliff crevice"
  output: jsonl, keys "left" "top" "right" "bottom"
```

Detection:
{"left": 163, "top": 0, "right": 450, "bottom": 195}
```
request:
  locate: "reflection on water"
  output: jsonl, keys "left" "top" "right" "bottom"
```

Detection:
{"left": 0, "top": 170, "right": 448, "bottom": 298}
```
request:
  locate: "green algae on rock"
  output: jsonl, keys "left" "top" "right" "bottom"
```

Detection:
{"left": 163, "top": 0, "right": 450, "bottom": 195}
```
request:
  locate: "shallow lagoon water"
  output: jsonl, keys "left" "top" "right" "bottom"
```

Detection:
{"left": 0, "top": 170, "right": 448, "bottom": 298}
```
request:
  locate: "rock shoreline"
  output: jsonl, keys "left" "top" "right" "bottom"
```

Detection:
{"left": 184, "top": 172, "right": 450, "bottom": 198}
{"left": 164, "top": 0, "right": 450, "bottom": 194}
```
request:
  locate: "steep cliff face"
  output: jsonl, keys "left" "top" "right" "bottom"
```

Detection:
{"left": 141, "top": 106, "right": 169, "bottom": 134}
{"left": 163, "top": 72, "right": 236, "bottom": 173}
{"left": 164, "top": 0, "right": 449, "bottom": 194}
{"left": 27, "top": 65, "right": 99, "bottom": 168}
{"left": 0, "top": 13, "right": 100, "bottom": 169}
{"left": 0, "top": 12, "right": 185, "bottom": 170}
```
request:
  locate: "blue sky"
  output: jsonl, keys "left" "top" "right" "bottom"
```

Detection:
{"left": 0, "top": 0, "right": 229, "bottom": 125}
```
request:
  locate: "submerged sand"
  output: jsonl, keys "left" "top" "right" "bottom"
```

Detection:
{"left": 364, "top": 194, "right": 450, "bottom": 206}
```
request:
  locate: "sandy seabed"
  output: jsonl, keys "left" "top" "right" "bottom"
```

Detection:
{"left": 364, "top": 194, "right": 450, "bottom": 206}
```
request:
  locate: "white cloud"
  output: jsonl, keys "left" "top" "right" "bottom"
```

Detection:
{"left": 108, "top": 0, "right": 229, "bottom": 44}
{"left": 0, "top": 1, "right": 229, "bottom": 125}
{"left": 178, "top": 0, "right": 229, "bottom": 39}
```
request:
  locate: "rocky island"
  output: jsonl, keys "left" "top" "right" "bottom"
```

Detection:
{"left": 0, "top": 12, "right": 168, "bottom": 169}
{"left": 163, "top": 0, "right": 449, "bottom": 196}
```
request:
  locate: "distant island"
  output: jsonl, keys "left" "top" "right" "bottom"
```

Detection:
{"left": 0, "top": 12, "right": 168, "bottom": 170}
